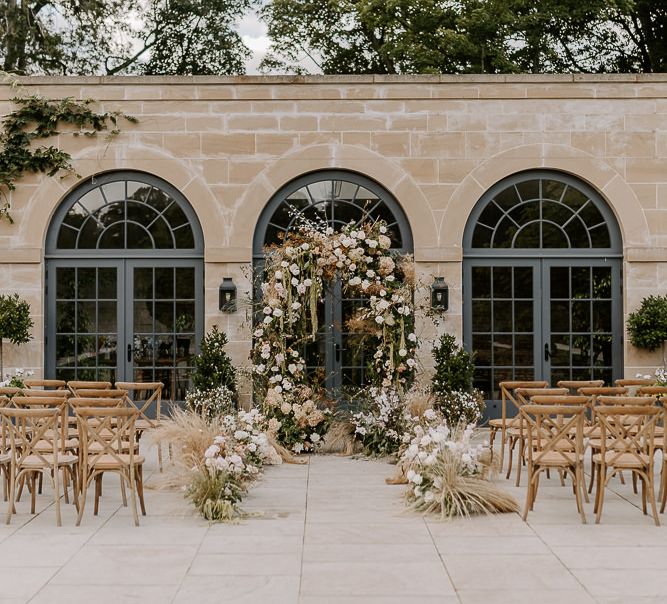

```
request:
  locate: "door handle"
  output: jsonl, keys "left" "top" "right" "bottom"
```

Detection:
{"left": 127, "top": 344, "right": 132, "bottom": 362}
{"left": 544, "top": 343, "right": 551, "bottom": 361}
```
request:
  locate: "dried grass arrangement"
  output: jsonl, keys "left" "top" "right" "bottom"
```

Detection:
{"left": 318, "top": 420, "right": 362, "bottom": 456}
{"left": 402, "top": 423, "right": 519, "bottom": 519}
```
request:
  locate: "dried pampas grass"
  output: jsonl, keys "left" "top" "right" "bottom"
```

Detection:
{"left": 149, "top": 407, "right": 226, "bottom": 489}
{"left": 404, "top": 388, "right": 434, "bottom": 418}
{"left": 318, "top": 420, "right": 362, "bottom": 456}
{"left": 410, "top": 454, "right": 519, "bottom": 519}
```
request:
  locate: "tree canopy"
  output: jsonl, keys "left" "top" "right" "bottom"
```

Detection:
{"left": 0, "top": 1, "right": 665, "bottom": 76}
{"left": 260, "top": 0, "right": 667, "bottom": 74}
{"left": 0, "top": 0, "right": 251, "bottom": 75}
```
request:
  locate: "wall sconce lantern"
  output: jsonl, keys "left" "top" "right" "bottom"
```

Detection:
{"left": 431, "top": 277, "right": 449, "bottom": 311}
{"left": 219, "top": 278, "right": 237, "bottom": 312}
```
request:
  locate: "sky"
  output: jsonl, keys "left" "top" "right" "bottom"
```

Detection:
{"left": 237, "top": 10, "right": 273, "bottom": 74}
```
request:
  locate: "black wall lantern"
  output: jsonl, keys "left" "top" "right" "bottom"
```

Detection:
{"left": 219, "top": 277, "right": 237, "bottom": 312}
{"left": 431, "top": 277, "right": 449, "bottom": 311}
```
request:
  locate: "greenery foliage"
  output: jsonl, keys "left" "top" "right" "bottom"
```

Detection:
{"left": 192, "top": 326, "right": 238, "bottom": 395}
{"left": 261, "top": 0, "right": 667, "bottom": 74}
{"left": 431, "top": 334, "right": 476, "bottom": 394}
{"left": 0, "top": 94, "right": 137, "bottom": 222}
{"left": 0, "top": 1, "right": 251, "bottom": 76}
{"left": 627, "top": 295, "right": 667, "bottom": 352}
{"left": 0, "top": 293, "right": 34, "bottom": 378}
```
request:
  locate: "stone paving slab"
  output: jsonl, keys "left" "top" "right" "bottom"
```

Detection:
{"left": 0, "top": 445, "right": 666, "bottom": 603}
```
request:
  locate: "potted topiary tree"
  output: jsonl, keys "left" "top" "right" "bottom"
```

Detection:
{"left": 0, "top": 293, "right": 34, "bottom": 379}
{"left": 627, "top": 295, "right": 667, "bottom": 365}
{"left": 431, "top": 333, "right": 485, "bottom": 425}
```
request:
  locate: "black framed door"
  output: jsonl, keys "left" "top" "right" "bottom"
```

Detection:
{"left": 47, "top": 258, "right": 202, "bottom": 400}
{"left": 464, "top": 256, "right": 622, "bottom": 418}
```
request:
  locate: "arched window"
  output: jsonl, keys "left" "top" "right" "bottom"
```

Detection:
{"left": 45, "top": 172, "right": 204, "bottom": 401}
{"left": 463, "top": 171, "right": 623, "bottom": 414}
{"left": 253, "top": 170, "right": 413, "bottom": 401}
{"left": 253, "top": 170, "right": 412, "bottom": 260}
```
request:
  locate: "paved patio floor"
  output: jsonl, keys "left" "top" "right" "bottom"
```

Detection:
{"left": 1, "top": 444, "right": 666, "bottom": 603}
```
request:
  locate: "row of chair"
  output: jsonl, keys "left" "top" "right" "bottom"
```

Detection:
{"left": 519, "top": 393, "right": 665, "bottom": 525}
{"left": 0, "top": 381, "right": 163, "bottom": 526}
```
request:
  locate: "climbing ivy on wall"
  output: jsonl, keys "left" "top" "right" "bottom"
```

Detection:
{"left": 0, "top": 95, "right": 137, "bottom": 223}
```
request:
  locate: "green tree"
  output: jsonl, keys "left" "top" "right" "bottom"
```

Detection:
{"left": 192, "top": 326, "right": 237, "bottom": 395}
{"left": 431, "top": 333, "right": 476, "bottom": 395}
{"left": 260, "top": 0, "right": 667, "bottom": 74}
{"left": 627, "top": 295, "right": 667, "bottom": 364}
{"left": 0, "top": 0, "right": 251, "bottom": 76}
{"left": 0, "top": 293, "right": 33, "bottom": 379}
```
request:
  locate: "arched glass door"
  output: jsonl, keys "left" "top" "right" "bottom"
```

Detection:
{"left": 45, "top": 172, "right": 204, "bottom": 401}
{"left": 253, "top": 170, "right": 413, "bottom": 402}
{"left": 463, "top": 171, "right": 623, "bottom": 417}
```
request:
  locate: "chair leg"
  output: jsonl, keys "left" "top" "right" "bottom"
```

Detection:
{"left": 76, "top": 475, "right": 90, "bottom": 527}
{"left": 523, "top": 472, "right": 535, "bottom": 521}
{"left": 137, "top": 465, "right": 146, "bottom": 516}
{"left": 645, "top": 471, "right": 660, "bottom": 527}
{"left": 596, "top": 467, "right": 607, "bottom": 523}
{"left": 515, "top": 438, "right": 524, "bottom": 487}
{"left": 128, "top": 469, "right": 139, "bottom": 527}
{"left": 5, "top": 470, "right": 16, "bottom": 525}
{"left": 94, "top": 474, "right": 102, "bottom": 516}
{"left": 588, "top": 457, "right": 596, "bottom": 494}
{"left": 52, "top": 468, "right": 61, "bottom": 528}
{"left": 120, "top": 474, "right": 128, "bottom": 507}
{"left": 30, "top": 474, "right": 37, "bottom": 515}
{"left": 505, "top": 436, "right": 515, "bottom": 480}
{"left": 633, "top": 471, "right": 639, "bottom": 495}
{"left": 574, "top": 467, "right": 587, "bottom": 524}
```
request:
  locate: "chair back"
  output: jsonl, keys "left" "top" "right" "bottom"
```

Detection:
{"left": 637, "top": 386, "right": 667, "bottom": 399}
{"left": 596, "top": 395, "right": 657, "bottom": 407}
{"left": 20, "top": 389, "right": 69, "bottom": 399}
{"left": 0, "top": 387, "right": 21, "bottom": 398}
{"left": 115, "top": 382, "right": 163, "bottom": 427}
{"left": 594, "top": 404, "right": 661, "bottom": 466}
{"left": 11, "top": 397, "right": 70, "bottom": 446}
{"left": 615, "top": 378, "right": 656, "bottom": 395}
{"left": 23, "top": 379, "right": 67, "bottom": 390}
{"left": 499, "top": 381, "right": 549, "bottom": 422}
{"left": 521, "top": 403, "right": 586, "bottom": 466}
{"left": 74, "top": 406, "right": 139, "bottom": 471}
{"left": 67, "top": 381, "right": 112, "bottom": 396}
{"left": 0, "top": 406, "right": 60, "bottom": 465}
{"left": 516, "top": 388, "right": 568, "bottom": 405}
{"left": 72, "top": 389, "right": 128, "bottom": 399}
{"left": 557, "top": 380, "right": 605, "bottom": 394}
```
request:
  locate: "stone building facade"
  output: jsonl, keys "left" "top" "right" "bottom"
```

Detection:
{"left": 1, "top": 74, "right": 666, "bottom": 413}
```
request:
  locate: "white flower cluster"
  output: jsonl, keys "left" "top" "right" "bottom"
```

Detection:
{"left": 402, "top": 422, "right": 488, "bottom": 504}
{"left": 0, "top": 368, "right": 35, "bottom": 388}
{"left": 636, "top": 368, "right": 667, "bottom": 386}
{"left": 186, "top": 386, "right": 235, "bottom": 420}
{"left": 203, "top": 407, "right": 282, "bottom": 482}
{"left": 352, "top": 387, "right": 415, "bottom": 456}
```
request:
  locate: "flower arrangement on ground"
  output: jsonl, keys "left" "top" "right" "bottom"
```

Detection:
{"left": 252, "top": 218, "right": 417, "bottom": 452}
{"left": 402, "top": 421, "right": 518, "bottom": 518}
{"left": 153, "top": 406, "right": 282, "bottom": 522}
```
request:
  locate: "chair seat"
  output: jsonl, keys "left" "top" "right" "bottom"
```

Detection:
{"left": 592, "top": 452, "right": 651, "bottom": 468}
{"left": 19, "top": 454, "right": 78, "bottom": 469}
{"left": 531, "top": 438, "right": 576, "bottom": 451}
{"left": 533, "top": 451, "right": 582, "bottom": 466}
{"left": 87, "top": 454, "right": 145, "bottom": 470}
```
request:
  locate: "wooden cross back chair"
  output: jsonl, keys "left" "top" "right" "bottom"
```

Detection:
{"left": 636, "top": 386, "right": 667, "bottom": 507}
{"left": 615, "top": 378, "right": 656, "bottom": 395}
{"left": 592, "top": 401, "right": 662, "bottom": 525}
{"left": 73, "top": 405, "right": 146, "bottom": 526}
{"left": 0, "top": 405, "right": 78, "bottom": 526}
{"left": 505, "top": 387, "right": 569, "bottom": 483}
{"left": 556, "top": 380, "right": 605, "bottom": 395}
{"left": 520, "top": 398, "right": 588, "bottom": 523}
{"left": 491, "top": 381, "right": 549, "bottom": 471}
{"left": 115, "top": 382, "right": 165, "bottom": 470}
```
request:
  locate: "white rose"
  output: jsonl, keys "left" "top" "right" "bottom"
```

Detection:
{"left": 399, "top": 348, "right": 407, "bottom": 357}
{"left": 263, "top": 316, "right": 273, "bottom": 324}
{"left": 375, "top": 316, "right": 384, "bottom": 324}
{"left": 273, "top": 308, "right": 283, "bottom": 317}
{"left": 274, "top": 271, "right": 283, "bottom": 280}
{"left": 304, "top": 278, "right": 312, "bottom": 286}
{"left": 310, "top": 433, "right": 321, "bottom": 443}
